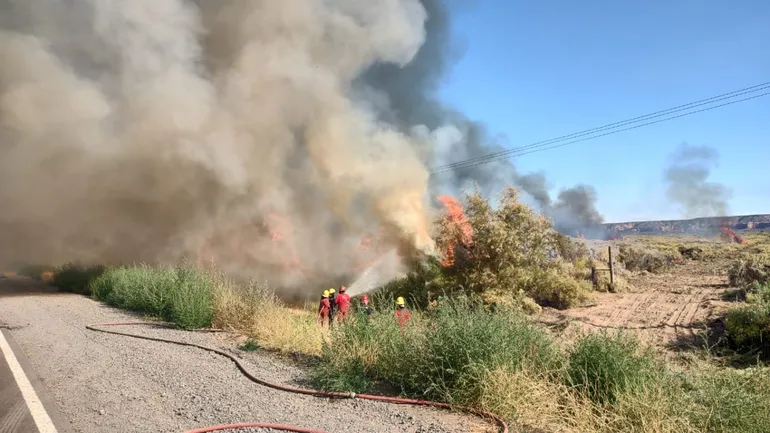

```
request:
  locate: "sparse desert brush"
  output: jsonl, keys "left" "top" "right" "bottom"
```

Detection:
{"left": 616, "top": 245, "right": 675, "bottom": 273}
{"left": 678, "top": 245, "right": 705, "bottom": 260}
{"left": 727, "top": 254, "right": 770, "bottom": 287}
{"left": 724, "top": 281, "right": 770, "bottom": 359}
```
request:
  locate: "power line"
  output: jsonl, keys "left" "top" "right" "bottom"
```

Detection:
{"left": 430, "top": 90, "right": 770, "bottom": 175}
{"left": 430, "top": 81, "right": 770, "bottom": 173}
{"left": 432, "top": 83, "right": 770, "bottom": 172}
{"left": 429, "top": 81, "right": 770, "bottom": 175}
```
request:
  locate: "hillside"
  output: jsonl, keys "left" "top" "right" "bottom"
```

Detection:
{"left": 603, "top": 214, "right": 770, "bottom": 236}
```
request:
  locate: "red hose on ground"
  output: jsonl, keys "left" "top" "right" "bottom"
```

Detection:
{"left": 85, "top": 322, "right": 509, "bottom": 433}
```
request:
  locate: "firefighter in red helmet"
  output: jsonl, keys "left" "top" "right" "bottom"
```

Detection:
{"left": 334, "top": 285, "right": 351, "bottom": 322}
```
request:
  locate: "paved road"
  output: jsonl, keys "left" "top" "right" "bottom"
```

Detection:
{"left": 0, "top": 328, "right": 70, "bottom": 433}
{"left": 0, "top": 275, "right": 489, "bottom": 433}
{"left": 0, "top": 275, "right": 71, "bottom": 433}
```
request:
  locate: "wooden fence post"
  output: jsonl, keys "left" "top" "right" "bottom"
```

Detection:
{"left": 591, "top": 265, "right": 598, "bottom": 288}
{"left": 608, "top": 246, "right": 615, "bottom": 286}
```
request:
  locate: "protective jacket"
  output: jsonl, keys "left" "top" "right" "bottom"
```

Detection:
{"left": 328, "top": 294, "right": 336, "bottom": 320}
{"left": 335, "top": 293, "right": 351, "bottom": 319}
{"left": 395, "top": 306, "right": 411, "bottom": 327}
{"left": 318, "top": 297, "right": 330, "bottom": 321}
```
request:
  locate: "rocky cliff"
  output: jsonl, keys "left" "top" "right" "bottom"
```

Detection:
{"left": 603, "top": 214, "right": 770, "bottom": 236}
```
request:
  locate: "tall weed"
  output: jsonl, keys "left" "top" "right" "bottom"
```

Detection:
{"left": 90, "top": 264, "right": 214, "bottom": 329}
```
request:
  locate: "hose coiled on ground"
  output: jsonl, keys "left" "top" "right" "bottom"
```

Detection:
{"left": 85, "top": 321, "right": 509, "bottom": 433}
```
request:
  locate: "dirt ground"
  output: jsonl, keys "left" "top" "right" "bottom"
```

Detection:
{"left": 538, "top": 240, "right": 738, "bottom": 352}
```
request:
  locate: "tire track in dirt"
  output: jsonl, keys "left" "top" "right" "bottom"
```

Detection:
{"left": 542, "top": 265, "right": 728, "bottom": 349}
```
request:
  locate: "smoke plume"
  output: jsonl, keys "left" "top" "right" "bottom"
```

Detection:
{"left": 0, "top": 0, "right": 439, "bottom": 295}
{"left": 356, "top": 0, "right": 604, "bottom": 236}
{"left": 0, "top": 0, "right": 605, "bottom": 297}
{"left": 664, "top": 143, "right": 732, "bottom": 218}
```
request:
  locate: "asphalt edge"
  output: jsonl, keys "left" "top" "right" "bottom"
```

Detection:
{"left": 1, "top": 328, "right": 74, "bottom": 433}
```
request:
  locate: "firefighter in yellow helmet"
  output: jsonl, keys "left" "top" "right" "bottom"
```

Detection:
{"left": 318, "top": 290, "right": 331, "bottom": 327}
{"left": 394, "top": 296, "right": 411, "bottom": 327}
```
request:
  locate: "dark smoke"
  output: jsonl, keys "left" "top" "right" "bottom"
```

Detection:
{"left": 664, "top": 143, "right": 732, "bottom": 218}
{"left": 359, "top": 0, "right": 605, "bottom": 236}
{"left": 550, "top": 185, "right": 605, "bottom": 237}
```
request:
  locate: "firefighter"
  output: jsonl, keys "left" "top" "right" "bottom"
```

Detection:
{"left": 318, "top": 290, "right": 331, "bottom": 327}
{"left": 328, "top": 288, "right": 337, "bottom": 325}
{"left": 334, "top": 285, "right": 351, "bottom": 322}
{"left": 394, "top": 296, "right": 411, "bottom": 327}
{"left": 359, "top": 294, "right": 373, "bottom": 318}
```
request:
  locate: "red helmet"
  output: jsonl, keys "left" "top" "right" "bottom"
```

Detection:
{"left": 361, "top": 294, "right": 369, "bottom": 302}
{"left": 339, "top": 285, "right": 347, "bottom": 292}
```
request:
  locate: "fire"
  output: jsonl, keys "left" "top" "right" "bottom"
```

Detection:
{"left": 265, "top": 212, "right": 308, "bottom": 276}
{"left": 352, "top": 229, "right": 386, "bottom": 273}
{"left": 719, "top": 221, "right": 746, "bottom": 244}
{"left": 437, "top": 195, "right": 473, "bottom": 268}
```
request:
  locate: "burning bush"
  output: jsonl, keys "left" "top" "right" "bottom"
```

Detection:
{"left": 375, "top": 187, "right": 593, "bottom": 310}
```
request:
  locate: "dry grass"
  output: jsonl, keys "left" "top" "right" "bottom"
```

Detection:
{"left": 477, "top": 367, "right": 593, "bottom": 433}
{"left": 212, "top": 281, "right": 325, "bottom": 355}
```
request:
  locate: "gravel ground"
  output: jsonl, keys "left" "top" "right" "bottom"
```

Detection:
{"left": 0, "top": 278, "right": 496, "bottom": 433}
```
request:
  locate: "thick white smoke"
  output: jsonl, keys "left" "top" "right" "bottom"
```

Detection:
{"left": 0, "top": 0, "right": 440, "bottom": 295}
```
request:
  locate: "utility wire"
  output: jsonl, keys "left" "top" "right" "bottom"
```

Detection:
{"left": 432, "top": 83, "right": 770, "bottom": 172}
{"left": 430, "top": 90, "right": 770, "bottom": 175}
{"left": 429, "top": 81, "right": 770, "bottom": 174}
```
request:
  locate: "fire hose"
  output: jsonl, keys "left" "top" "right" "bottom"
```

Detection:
{"left": 85, "top": 322, "right": 509, "bottom": 433}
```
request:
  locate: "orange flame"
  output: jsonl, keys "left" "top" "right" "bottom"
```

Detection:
{"left": 437, "top": 195, "right": 473, "bottom": 268}
{"left": 352, "top": 229, "right": 386, "bottom": 273}
{"left": 266, "top": 212, "right": 308, "bottom": 275}
{"left": 720, "top": 221, "right": 746, "bottom": 244}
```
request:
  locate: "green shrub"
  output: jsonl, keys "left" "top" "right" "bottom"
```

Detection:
{"left": 238, "top": 339, "right": 260, "bottom": 351}
{"left": 723, "top": 281, "right": 770, "bottom": 360}
{"left": 685, "top": 367, "right": 770, "bottom": 433}
{"left": 566, "top": 331, "right": 658, "bottom": 406}
{"left": 375, "top": 187, "right": 594, "bottom": 311}
{"left": 313, "top": 296, "right": 563, "bottom": 404}
{"left": 728, "top": 255, "right": 770, "bottom": 287}
{"left": 724, "top": 303, "right": 770, "bottom": 359}
{"left": 524, "top": 266, "right": 592, "bottom": 309}
{"left": 746, "top": 281, "right": 770, "bottom": 305}
{"left": 90, "top": 264, "right": 214, "bottom": 329}
{"left": 617, "top": 246, "right": 673, "bottom": 273}
{"left": 52, "top": 263, "right": 106, "bottom": 295}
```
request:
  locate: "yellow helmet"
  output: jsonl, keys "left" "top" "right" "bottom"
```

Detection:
{"left": 322, "top": 290, "right": 330, "bottom": 298}
{"left": 396, "top": 296, "right": 405, "bottom": 306}
{"left": 329, "top": 288, "right": 336, "bottom": 294}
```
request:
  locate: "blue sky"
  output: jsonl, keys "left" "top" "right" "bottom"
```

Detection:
{"left": 438, "top": 0, "right": 769, "bottom": 223}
